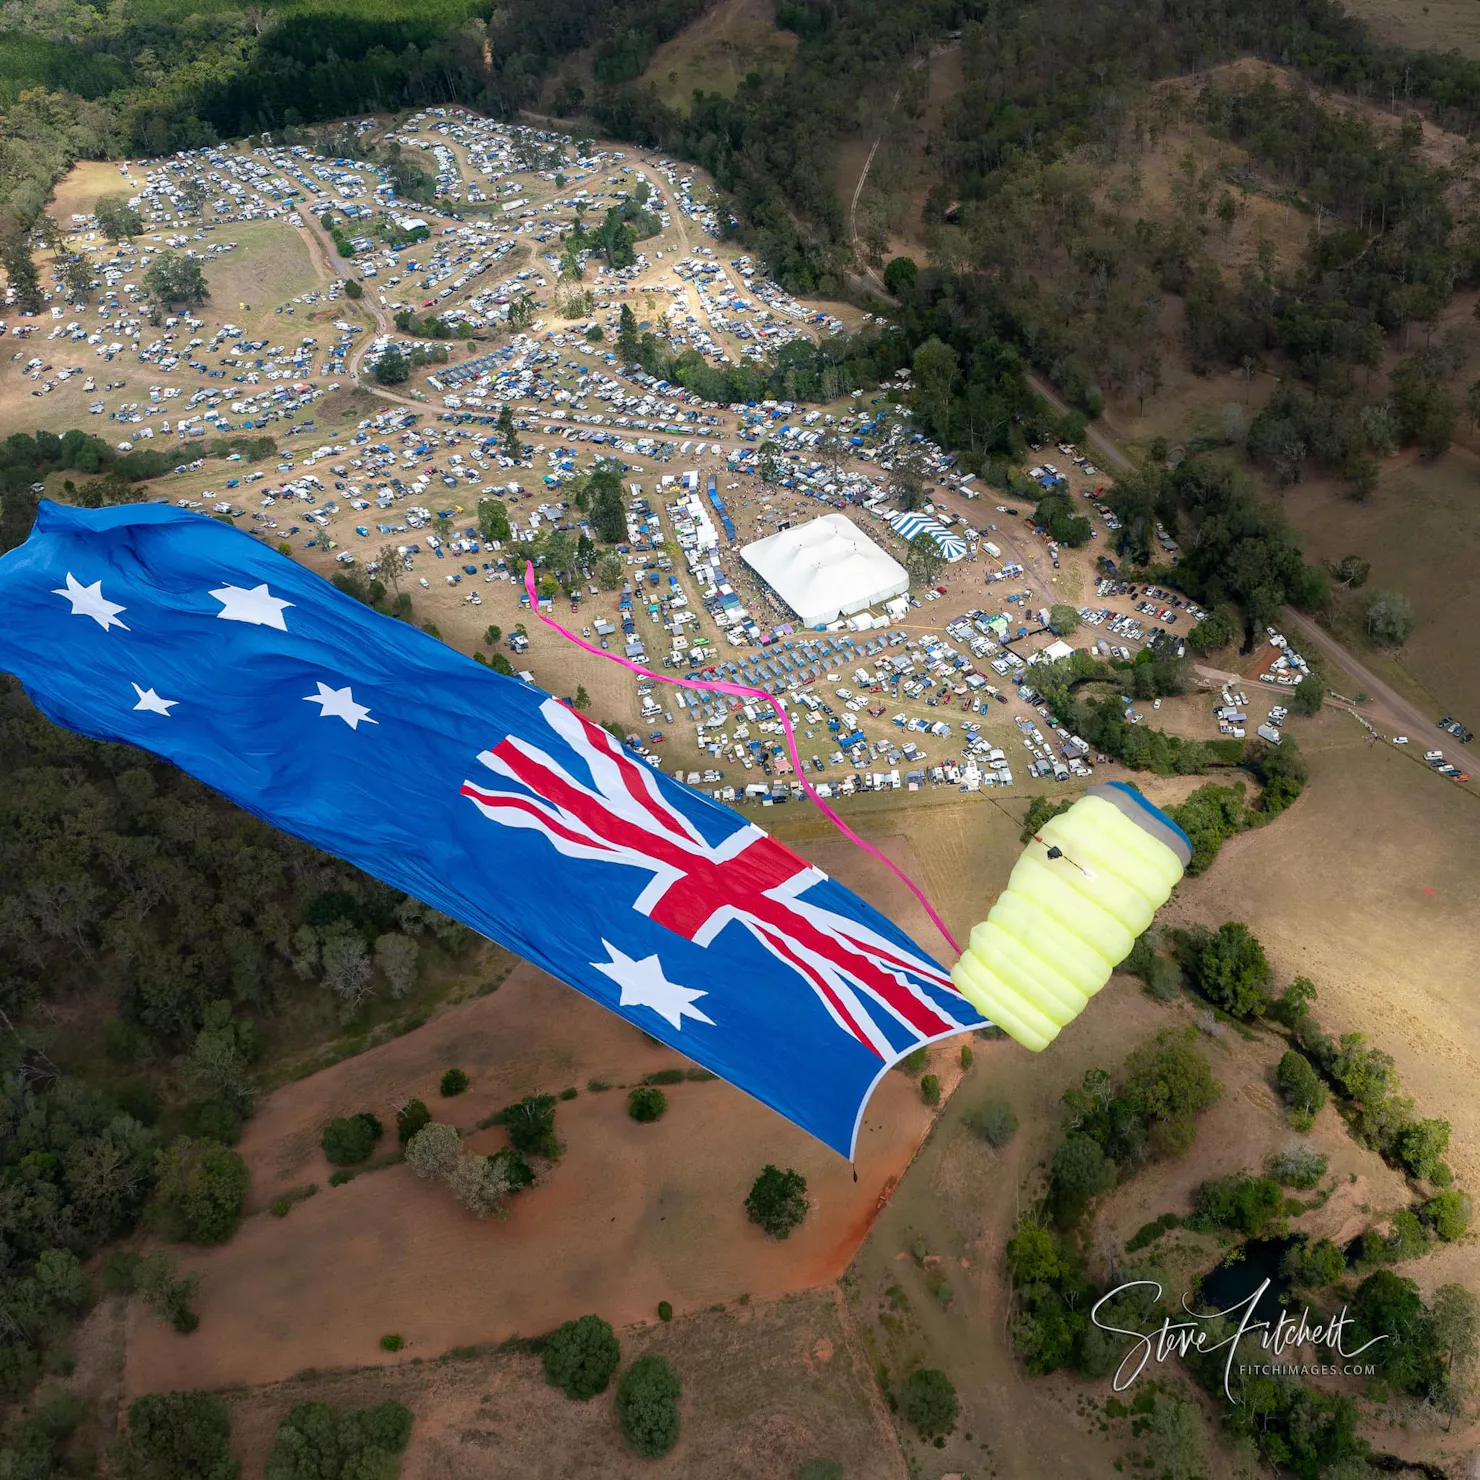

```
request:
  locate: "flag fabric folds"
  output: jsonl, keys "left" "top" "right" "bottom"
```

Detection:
{"left": 0, "top": 502, "right": 984, "bottom": 1156}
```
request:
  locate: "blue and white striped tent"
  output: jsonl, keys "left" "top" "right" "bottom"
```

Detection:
{"left": 889, "top": 511, "right": 968, "bottom": 562}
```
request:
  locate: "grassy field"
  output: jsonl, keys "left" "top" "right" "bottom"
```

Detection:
{"left": 840, "top": 718, "right": 1480, "bottom": 1479}
{"left": 641, "top": 0, "right": 798, "bottom": 110}
{"left": 1286, "top": 444, "right": 1480, "bottom": 725}
{"left": 216, "top": 1288, "right": 901, "bottom": 1479}
{"left": 1338, "top": 0, "right": 1480, "bottom": 57}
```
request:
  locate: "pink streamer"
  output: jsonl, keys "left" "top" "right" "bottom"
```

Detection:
{"left": 521, "top": 561, "right": 961, "bottom": 957}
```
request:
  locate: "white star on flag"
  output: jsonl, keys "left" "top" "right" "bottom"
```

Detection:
{"left": 131, "top": 683, "right": 177, "bottom": 716}
{"left": 304, "top": 681, "right": 377, "bottom": 730}
{"left": 210, "top": 582, "right": 293, "bottom": 630}
{"left": 52, "top": 572, "right": 129, "bottom": 631}
{"left": 592, "top": 941, "right": 714, "bottom": 1031}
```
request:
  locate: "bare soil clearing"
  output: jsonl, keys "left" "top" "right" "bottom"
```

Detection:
{"left": 122, "top": 832, "right": 971, "bottom": 1398}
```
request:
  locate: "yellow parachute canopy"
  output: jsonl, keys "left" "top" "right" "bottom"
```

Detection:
{"left": 952, "top": 783, "right": 1191, "bottom": 1050}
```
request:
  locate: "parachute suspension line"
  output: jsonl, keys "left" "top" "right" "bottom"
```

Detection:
{"left": 1032, "top": 833, "right": 1097, "bottom": 881}
{"left": 521, "top": 563, "right": 962, "bottom": 956}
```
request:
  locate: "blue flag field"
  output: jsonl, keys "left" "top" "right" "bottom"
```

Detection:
{"left": 0, "top": 502, "right": 984, "bottom": 1156}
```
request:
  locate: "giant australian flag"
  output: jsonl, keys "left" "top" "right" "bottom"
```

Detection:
{"left": 0, "top": 502, "right": 985, "bottom": 1156}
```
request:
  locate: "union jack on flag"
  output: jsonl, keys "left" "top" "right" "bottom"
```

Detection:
{"left": 0, "top": 502, "right": 986, "bottom": 1155}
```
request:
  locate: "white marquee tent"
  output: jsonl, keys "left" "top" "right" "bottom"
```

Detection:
{"left": 740, "top": 514, "right": 908, "bottom": 628}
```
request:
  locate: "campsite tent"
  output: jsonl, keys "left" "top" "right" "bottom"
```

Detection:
{"left": 741, "top": 514, "right": 908, "bottom": 628}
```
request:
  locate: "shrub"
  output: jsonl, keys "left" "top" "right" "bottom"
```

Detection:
{"left": 1269, "top": 1144, "right": 1328, "bottom": 1189}
{"left": 271, "top": 1198, "right": 291, "bottom": 1217}
{"left": 796, "top": 1463, "right": 845, "bottom": 1480}
{"left": 1194, "top": 1174, "right": 1285, "bottom": 1236}
{"left": 396, "top": 1098, "right": 431, "bottom": 1144}
{"left": 440, "top": 1068, "right": 470, "bottom": 1097}
{"left": 379, "top": 1333, "right": 404, "bottom": 1352}
{"left": 321, "top": 1113, "right": 383, "bottom": 1166}
{"left": 1421, "top": 1189, "right": 1472, "bottom": 1242}
{"left": 643, "top": 1068, "right": 685, "bottom": 1085}
{"left": 616, "top": 1354, "right": 681, "bottom": 1457}
{"left": 488, "top": 1146, "right": 534, "bottom": 1192}
{"left": 657, "top": 1301, "right": 672, "bottom": 1322}
{"left": 919, "top": 1073, "right": 941, "bottom": 1107}
{"left": 265, "top": 1399, "right": 412, "bottom": 1479}
{"left": 101, "top": 1250, "right": 143, "bottom": 1295}
{"left": 559, "top": 1086, "right": 579, "bottom": 1100}
{"left": 898, "top": 1047, "right": 928, "bottom": 1075}
{"left": 628, "top": 1087, "right": 667, "bottom": 1122}
{"left": 1283, "top": 1237, "right": 1347, "bottom": 1287}
{"left": 746, "top": 1165, "right": 809, "bottom": 1239}
{"left": 1277, "top": 1050, "right": 1328, "bottom": 1117}
{"left": 967, "top": 1099, "right": 1018, "bottom": 1147}
{"left": 328, "top": 1169, "right": 354, "bottom": 1187}
{"left": 959, "top": 1045, "right": 974, "bottom": 1070}
{"left": 112, "top": 1391, "right": 237, "bottom": 1480}
{"left": 900, "top": 1368, "right": 958, "bottom": 1436}
{"left": 151, "top": 1137, "right": 249, "bottom": 1245}
{"left": 587, "top": 1078, "right": 612, "bottom": 1092}
{"left": 1125, "top": 1213, "right": 1181, "bottom": 1253}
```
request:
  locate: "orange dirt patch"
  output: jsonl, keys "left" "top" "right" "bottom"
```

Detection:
{"left": 123, "top": 835, "right": 967, "bottom": 1397}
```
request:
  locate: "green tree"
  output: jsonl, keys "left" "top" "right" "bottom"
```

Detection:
{"left": 587, "top": 461, "right": 626, "bottom": 543}
{"left": 1291, "top": 671, "right": 1325, "bottom": 715}
{"left": 1397, "top": 1117, "right": 1451, "bottom": 1181}
{"left": 1121, "top": 1030, "right": 1222, "bottom": 1153}
{"left": 1430, "top": 1283, "right": 1479, "bottom": 1386}
{"left": 61, "top": 251, "right": 93, "bottom": 305}
{"left": 1144, "top": 1395, "right": 1203, "bottom": 1480}
{"left": 1187, "top": 608, "right": 1234, "bottom": 653}
{"left": 343, "top": 278, "right": 364, "bottom": 300}
{"left": 95, "top": 194, "right": 144, "bottom": 242}
{"left": 1363, "top": 589, "right": 1415, "bottom": 646}
{"left": 905, "top": 530, "right": 944, "bottom": 588}
{"left": 628, "top": 1086, "right": 666, "bottom": 1122}
{"left": 596, "top": 551, "right": 624, "bottom": 589}
{"left": 542, "top": 1314, "right": 621, "bottom": 1399}
{"left": 151, "top": 1137, "right": 249, "bottom": 1245}
{"left": 1277, "top": 1050, "right": 1328, "bottom": 1117}
{"left": 321, "top": 1113, "right": 382, "bottom": 1166}
{"left": 483, "top": 624, "right": 503, "bottom": 648}
{"left": 373, "top": 932, "right": 419, "bottom": 999}
{"left": 1284, "top": 1236, "right": 1347, "bottom": 1287}
{"left": 900, "top": 1368, "right": 957, "bottom": 1437}
{"left": 883, "top": 256, "right": 918, "bottom": 298}
{"left": 143, "top": 251, "right": 208, "bottom": 309}
{"left": 134, "top": 1252, "right": 201, "bottom": 1333}
{"left": 617, "top": 302, "right": 640, "bottom": 361}
{"left": 745, "top": 1164, "right": 809, "bottom": 1238}
{"left": 498, "top": 1093, "right": 560, "bottom": 1159}
{"left": 487, "top": 652, "right": 515, "bottom": 676}
{"left": 1422, "top": 1189, "right": 1472, "bottom": 1241}
{"left": 1184, "top": 922, "right": 1273, "bottom": 1017}
{"left": 616, "top": 1354, "right": 681, "bottom": 1457}
{"left": 371, "top": 348, "right": 410, "bottom": 386}
{"left": 112, "top": 1391, "right": 237, "bottom": 1480}
{"left": 573, "top": 684, "right": 591, "bottom": 711}
{"left": 396, "top": 1099, "right": 431, "bottom": 1145}
{"left": 757, "top": 438, "right": 782, "bottom": 482}
{"left": 1049, "top": 1134, "right": 1117, "bottom": 1227}
{"left": 440, "top": 1067, "right": 469, "bottom": 1097}
{"left": 912, "top": 335, "right": 960, "bottom": 435}
{"left": 0, "top": 233, "right": 43, "bottom": 314}
{"left": 1048, "top": 604, "right": 1080, "bottom": 636}
{"left": 477, "top": 499, "right": 511, "bottom": 543}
